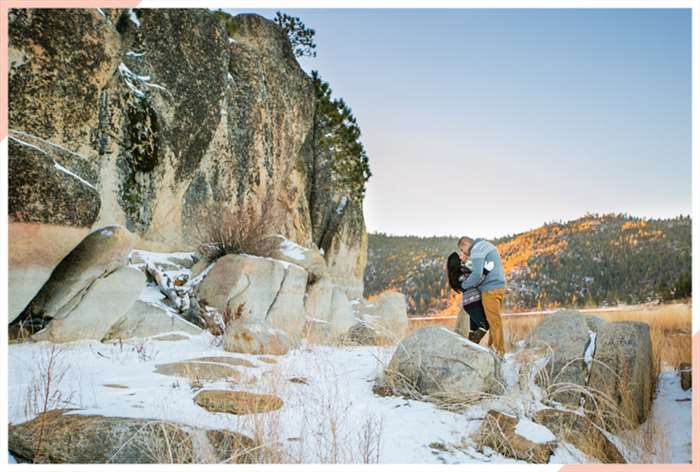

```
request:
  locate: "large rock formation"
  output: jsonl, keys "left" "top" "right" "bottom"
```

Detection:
{"left": 527, "top": 312, "right": 654, "bottom": 433}
{"left": 9, "top": 225, "right": 138, "bottom": 336}
{"left": 195, "top": 254, "right": 308, "bottom": 337}
{"left": 9, "top": 9, "right": 368, "bottom": 324}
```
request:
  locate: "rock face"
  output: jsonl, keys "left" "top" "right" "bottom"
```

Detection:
{"left": 587, "top": 321, "right": 653, "bottom": 428}
{"left": 9, "top": 9, "right": 368, "bottom": 311}
{"left": 477, "top": 410, "right": 556, "bottom": 464}
{"left": 195, "top": 254, "right": 307, "bottom": 337}
{"left": 194, "top": 390, "right": 284, "bottom": 415}
{"left": 8, "top": 409, "right": 257, "bottom": 463}
{"left": 377, "top": 326, "right": 500, "bottom": 402}
{"left": 527, "top": 311, "right": 600, "bottom": 406}
{"left": 533, "top": 409, "right": 626, "bottom": 464}
{"left": 223, "top": 318, "right": 292, "bottom": 356}
{"left": 102, "top": 301, "right": 203, "bottom": 341}
{"left": 9, "top": 225, "right": 138, "bottom": 338}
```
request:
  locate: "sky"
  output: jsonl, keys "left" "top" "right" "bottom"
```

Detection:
{"left": 227, "top": 8, "right": 692, "bottom": 238}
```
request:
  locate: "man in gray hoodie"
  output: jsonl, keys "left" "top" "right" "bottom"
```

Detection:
{"left": 458, "top": 236, "right": 507, "bottom": 354}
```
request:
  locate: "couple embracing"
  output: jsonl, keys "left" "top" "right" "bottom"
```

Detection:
{"left": 447, "top": 237, "right": 507, "bottom": 354}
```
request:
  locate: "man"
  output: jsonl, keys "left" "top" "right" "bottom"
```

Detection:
{"left": 458, "top": 236, "right": 507, "bottom": 354}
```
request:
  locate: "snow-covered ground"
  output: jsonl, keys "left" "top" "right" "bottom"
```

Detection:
{"left": 7, "top": 249, "right": 692, "bottom": 464}
{"left": 8, "top": 333, "right": 691, "bottom": 464}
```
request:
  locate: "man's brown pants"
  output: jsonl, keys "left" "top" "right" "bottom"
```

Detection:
{"left": 482, "top": 287, "right": 506, "bottom": 354}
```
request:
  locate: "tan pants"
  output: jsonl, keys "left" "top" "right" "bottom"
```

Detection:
{"left": 482, "top": 287, "right": 506, "bottom": 354}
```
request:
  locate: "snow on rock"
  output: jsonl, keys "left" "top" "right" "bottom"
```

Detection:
{"left": 583, "top": 330, "right": 596, "bottom": 370}
{"left": 128, "top": 9, "right": 141, "bottom": 27}
{"left": 514, "top": 418, "right": 555, "bottom": 444}
{"left": 9, "top": 135, "right": 97, "bottom": 191}
{"left": 336, "top": 195, "right": 348, "bottom": 214}
{"left": 280, "top": 239, "right": 306, "bottom": 261}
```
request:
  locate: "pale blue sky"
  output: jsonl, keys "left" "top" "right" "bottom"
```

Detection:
{"left": 227, "top": 8, "right": 692, "bottom": 238}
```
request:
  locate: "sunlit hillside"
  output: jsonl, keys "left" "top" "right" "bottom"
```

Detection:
{"left": 364, "top": 213, "right": 691, "bottom": 315}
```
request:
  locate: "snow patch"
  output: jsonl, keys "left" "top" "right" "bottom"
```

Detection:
{"left": 280, "top": 239, "right": 306, "bottom": 261}
{"left": 53, "top": 162, "right": 97, "bottom": 191}
{"left": 336, "top": 195, "right": 349, "bottom": 214}
{"left": 10, "top": 129, "right": 89, "bottom": 160}
{"left": 583, "top": 330, "right": 596, "bottom": 371}
{"left": 128, "top": 9, "right": 141, "bottom": 28}
{"left": 514, "top": 418, "right": 555, "bottom": 444}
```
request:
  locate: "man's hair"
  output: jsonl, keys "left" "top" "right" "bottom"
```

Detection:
{"left": 458, "top": 236, "right": 473, "bottom": 247}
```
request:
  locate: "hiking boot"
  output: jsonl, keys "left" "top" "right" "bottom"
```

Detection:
{"left": 468, "top": 328, "right": 488, "bottom": 345}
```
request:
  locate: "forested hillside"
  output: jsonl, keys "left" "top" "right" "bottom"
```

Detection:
{"left": 364, "top": 214, "right": 691, "bottom": 315}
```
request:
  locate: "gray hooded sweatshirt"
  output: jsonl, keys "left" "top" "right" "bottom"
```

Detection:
{"left": 460, "top": 238, "right": 506, "bottom": 293}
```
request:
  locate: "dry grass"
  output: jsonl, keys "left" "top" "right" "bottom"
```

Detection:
{"left": 193, "top": 200, "right": 281, "bottom": 262}
{"left": 22, "top": 344, "right": 75, "bottom": 463}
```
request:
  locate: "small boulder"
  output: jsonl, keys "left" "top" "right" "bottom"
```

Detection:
{"left": 102, "top": 301, "right": 202, "bottom": 341}
{"left": 534, "top": 408, "right": 626, "bottom": 463}
{"left": 32, "top": 266, "right": 145, "bottom": 343}
{"left": 454, "top": 306, "right": 471, "bottom": 338}
{"left": 8, "top": 409, "right": 257, "bottom": 463}
{"left": 588, "top": 321, "right": 653, "bottom": 429}
{"left": 680, "top": 362, "right": 691, "bottom": 391}
{"left": 477, "top": 410, "right": 556, "bottom": 464}
{"left": 346, "top": 321, "right": 387, "bottom": 345}
{"left": 378, "top": 326, "right": 500, "bottom": 402}
{"left": 186, "top": 356, "right": 256, "bottom": 368}
{"left": 194, "top": 390, "right": 283, "bottom": 415}
{"left": 223, "top": 318, "right": 292, "bottom": 356}
{"left": 154, "top": 361, "right": 241, "bottom": 381}
{"left": 355, "top": 292, "right": 409, "bottom": 343}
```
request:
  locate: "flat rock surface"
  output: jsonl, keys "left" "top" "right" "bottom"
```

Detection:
{"left": 194, "top": 390, "right": 284, "bottom": 415}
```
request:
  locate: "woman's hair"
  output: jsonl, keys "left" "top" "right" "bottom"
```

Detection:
{"left": 447, "top": 252, "right": 465, "bottom": 293}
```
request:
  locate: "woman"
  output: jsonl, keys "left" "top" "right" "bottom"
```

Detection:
{"left": 447, "top": 251, "right": 490, "bottom": 344}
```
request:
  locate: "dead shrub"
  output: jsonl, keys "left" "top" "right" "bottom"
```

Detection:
{"left": 193, "top": 199, "right": 281, "bottom": 262}
{"left": 23, "top": 344, "right": 75, "bottom": 463}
